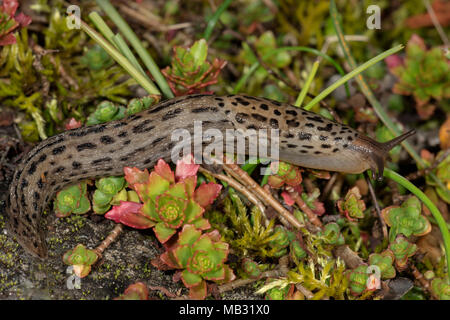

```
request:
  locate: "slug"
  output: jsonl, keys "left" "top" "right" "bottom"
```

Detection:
{"left": 5, "top": 94, "right": 415, "bottom": 258}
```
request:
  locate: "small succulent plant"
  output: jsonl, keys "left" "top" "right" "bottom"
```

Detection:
{"left": 319, "top": 223, "right": 345, "bottom": 246}
{"left": 346, "top": 265, "right": 371, "bottom": 296}
{"left": 105, "top": 155, "right": 222, "bottom": 243}
{"left": 159, "top": 224, "right": 235, "bottom": 299}
{"left": 268, "top": 161, "right": 302, "bottom": 189}
{"left": 388, "top": 235, "right": 417, "bottom": 271}
{"left": 368, "top": 250, "right": 396, "bottom": 280}
{"left": 115, "top": 282, "right": 149, "bottom": 300}
{"left": 241, "top": 258, "right": 262, "bottom": 279}
{"left": 381, "top": 196, "right": 432, "bottom": 242}
{"left": 0, "top": 0, "right": 31, "bottom": 46}
{"left": 290, "top": 240, "right": 307, "bottom": 262}
{"left": 92, "top": 176, "right": 127, "bottom": 214}
{"left": 431, "top": 278, "right": 450, "bottom": 300}
{"left": 62, "top": 244, "right": 98, "bottom": 278}
{"left": 268, "top": 225, "right": 291, "bottom": 257}
{"left": 125, "top": 95, "right": 160, "bottom": 116}
{"left": 388, "top": 34, "right": 450, "bottom": 119}
{"left": 337, "top": 186, "right": 366, "bottom": 221}
{"left": 81, "top": 45, "right": 113, "bottom": 71}
{"left": 265, "top": 284, "right": 290, "bottom": 300}
{"left": 86, "top": 100, "right": 126, "bottom": 126}
{"left": 162, "top": 39, "right": 227, "bottom": 96}
{"left": 54, "top": 182, "right": 90, "bottom": 217}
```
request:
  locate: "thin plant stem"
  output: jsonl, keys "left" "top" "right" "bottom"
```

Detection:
{"left": 203, "top": 0, "right": 233, "bottom": 41}
{"left": 80, "top": 20, "right": 160, "bottom": 95}
{"left": 295, "top": 60, "right": 319, "bottom": 108}
{"left": 303, "top": 44, "right": 404, "bottom": 109}
{"left": 95, "top": 0, "right": 174, "bottom": 98}
{"left": 112, "top": 33, "right": 148, "bottom": 78}
{"left": 233, "top": 46, "right": 348, "bottom": 94}
{"left": 384, "top": 168, "right": 450, "bottom": 283}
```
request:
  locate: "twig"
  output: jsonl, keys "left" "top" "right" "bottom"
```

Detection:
{"left": 366, "top": 173, "right": 388, "bottom": 240}
{"left": 219, "top": 156, "right": 305, "bottom": 230}
{"left": 410, "top": 264, "right": 439, "bottom": 300}
{"left": 285, "top": 186, "right": 323, "bottom": 228}
{"left": 198, "top": 166, "right": 267, "bottom": 217}
{"left": 94, "top": 223, "right": 123, "bottom": 257}
{"left": 320, "top": 172, "right": 339, "bottom": 201}
{"left": 423, "top": 0, "right": 449, "bottom": 47}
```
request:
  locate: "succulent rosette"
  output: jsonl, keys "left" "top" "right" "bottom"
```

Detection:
{"left": 381, "top": 196, "right": 431, "bottom": 242}
{"left": 268, "top": 161, "right": 302, "bottom": 189}
{"left": 160, "top": 224, "right": 235, "bottom": 299}
{"left": 54, "top": 182, "right": 90, "bottom": 217}
{"left": 105, "top": 155, "right": 222, "bottom": 243}
{"left": 62, "top": 244, "right": 98, "bottom": 278}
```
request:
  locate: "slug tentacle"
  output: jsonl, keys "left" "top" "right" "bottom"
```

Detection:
{"left": 369, "top": 129, "right": 416, "bottom": 180}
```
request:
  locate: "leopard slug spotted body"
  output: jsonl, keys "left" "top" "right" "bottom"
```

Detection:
{"left": 6, "top": 94, "right": 415, "bottom": 258}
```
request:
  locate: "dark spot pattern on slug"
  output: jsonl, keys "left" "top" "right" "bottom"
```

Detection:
{"left": 302, "top": 145, "right": 314, "bottom": 149}
{"left": 321, "top": 144, "right": 331, "bottom": 149}
{"left": 215, "top": 97, "right": 224, "bottom": 101}
{"left": 123, "top": 140, "right": 131, "bottom": 145}
{"left": 299, "top": 132, "right": 312, "bottom": 141}
{"left": 318, "top": 123, "right": 333, "bottom": 132}
{"left": 54, "top": 166, "right": 65, "bottom": 173}
{"left": 113, "top": 122, "right": 127, "bottom": 128}
{"left": 100, "top": 135, "right": 115, "bottom": 144}
{"left": 347, "top": 136, "right": 353, "bottom": 141}
{"left": 152, "top": 137, "right": 164, "bottom": 146}
{"left": 21, "top": 179, "right": 28, "bottom": 189}
{"left": 306, "top": 116, "right": 324, "bottom": 123}
{"left": 343, "top": 144, "right": 348, "bottom": 148}
{"left": 274, "top": 109, "right": 281, "bottom": 116}
{"left": 132, "top": 119, "right": 152, "bottom": 134}
{"left": 129, "top": 114, "right": 142, "bottom": 121}
{"left": 52, "top": 146, "right": 66, "bottom": 155}
{"left": 162, "top": 108, "right": 183, "bottom": 121}
{"left": 287, "top": 144, "right": 297, "bottom": 149}
{"left": 314, "top": 151, "right": 322, "bottom": 154}
{"left": 333, "top": 148, "right": 339, "bottom": 152}
{"left": 118, "top": 131, "right": 127, "bottom": 138}
{"left": 252, "top": 114, "right": 267, "bottom": 122}
{"left": 76, "top": 143, "right": 97, "bottom": 152}
{"left": 305, "top": 123, "right": 315, "bottom": 128}
{"left": 334, "top": 137, "right": 342, "bottom": 141}
{"left": 192, "top": 106, "right": 218, "bottom": 113}
{"left": 72, "top": 161, "right": 82, "bottom": 169}
{"left": 300, "top": 150, "right": 308, "bottom": 153}
{"left": 270, "top": 119, "right": 279, "bottom": 129}
{"left": 235, "top": 98, "right": 250, "bottom": 106}
{"left": 284, "top": 133, "right": 294, "bottom": 138}
{"left": 235, "top": 113, "right": 249, "bottom": 124}
{"left": 37, "top": 178, "right": 43, "bottom": 189}
{"left": 260, "top": 104, "right": 269, "bottom": 110}
{"left": 218, "top": 102, "right": 225, "bottom": 107}
{"left": 231, "top": 102, "right": 237, "bottom": 106}
{"left": 147, "top": 101, "right": 178, "bottom": 114}
{"left": 319, "top": 135, "right": 328, "bottom": 141}
{"left": 286, "top": 120, "right": 299, "bottom": 127}
{"left": 92, "top": 157, "right": 112, "bottom": 165}
{"left": 286, "top": 110, "right": 298, "bottom": 116}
